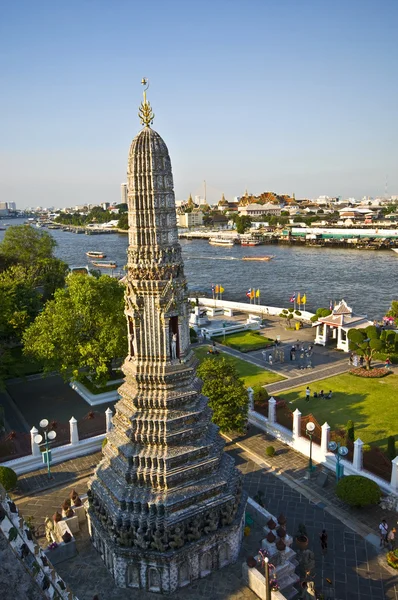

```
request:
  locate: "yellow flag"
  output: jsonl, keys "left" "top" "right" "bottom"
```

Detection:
{"left": 219, "top": 286, "right": 224, "bottom": 293}
{"left": 256, "top": 289, "right": 260, "bottom": 297}
{"left": 215, "top": 285, "right": 219, "bottom": 293}
{"left": 297, "top": 292, "right": 301, "bottom": 304}
{"left": 302, "top": 294, "right": 306, "bottom": 304}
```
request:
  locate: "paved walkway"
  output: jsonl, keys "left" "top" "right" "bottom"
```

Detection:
{"left": 14, "top": 438, "right": 398, "bottom": 600}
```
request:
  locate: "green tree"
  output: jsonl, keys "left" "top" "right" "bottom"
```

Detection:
{"left": 197, "top": 357, "right": 248, "bottom": 432}
{"left": 310, "top": 307, "right": 332, "bottom": 323}
{"left": 117, "top": 212, "right": 129, "bottom": 230}
{"left": 23, "top": 274, "right": 127, "bottom": 384}
{"left": 235, "top": 215, "right": 252, "bottom": 234}
{"left": 0, "top": 225, "right": 57, "bottom": 267}
{"left": 348, "top": 325, "right": 384, "bottom": 370}
{"left": 0, "top": 266, "right": 42, "bottom": 344}
{"left": 346, "top": 419, "right": 355, "bottom": 443}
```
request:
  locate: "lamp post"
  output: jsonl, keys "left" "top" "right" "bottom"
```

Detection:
{"left": 264, "top": 556, "right": 271, "bottom": 600}
{"left": 328, "top": 441, "right": 348, "bottom": 482}
{"left": 34, "top": 419, "right": 57, "bottom": 479}
{"left": 306, "top": 421, "right": 316, "bottom": 477}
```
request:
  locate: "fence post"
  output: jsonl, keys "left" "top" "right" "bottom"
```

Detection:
{"left": 353, "top": 438, "right": 364, "bottom": 472}
{"left": 69, "top": 417, "right": 79, "bottom": 445}
{"left": 30, "top": 426, "right": 41, "bottom": 457}
{"left": 247, "top": 387, "right": 254, "bottom": 412}
{"left": 105, "top": 407, "right": 113, "bottom": 432}
{"left": 390, "top": 456, "right": 398, "bottom": 492}
{"left": 321, "top": 422, "right": 330, "bottom": 457}
{"left": 268, "top": 397, "right": 276, "bottom": 424}
{"left": 292, "top": 408, "right": 301, "bottom": 439}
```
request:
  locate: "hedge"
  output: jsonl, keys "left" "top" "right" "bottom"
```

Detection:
{"left": 0, "top": 466, "right": 18, "bottom": 492}
{"left": 335, "top": 475, "right": 381, "bottom": 508}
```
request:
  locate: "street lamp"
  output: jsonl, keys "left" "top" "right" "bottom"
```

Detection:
{"left": 264, "top": 556, "right": 271, "bottom": 600}
{"left": 34, "top": 419, "right": 57, "bottom": 479}
{"left": 306, "top": 421, "right": 316, "bottom": 477}
{"left": 328, "top": 441, "right": 348, "bottom": 482}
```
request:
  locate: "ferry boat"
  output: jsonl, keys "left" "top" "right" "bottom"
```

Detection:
{"left": 209, "top": 237, "right": 236, "bottom": 247}
{"left": 241, "top": 239, "right": 261, "bottom": 246}
{"left": 86, "top": 251, "right": 106, "bottom": 259}
{"left": 242, "top": 256, "right": 274, "bottom": 261}
{"left": 91, "top": 260, "right": 117, "bottom": 269}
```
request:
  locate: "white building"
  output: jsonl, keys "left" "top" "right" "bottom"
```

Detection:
{"left": 313, "top": 300, "right": 373, "bottom": 352}
{"left": 121, "top": 183, "right": 128, "bottom": 204}
{"left": 238, "top": 203, "right": 281, "bottom": 217}
{"left": 177, "top": 211, "right": 203, "bottom": 228}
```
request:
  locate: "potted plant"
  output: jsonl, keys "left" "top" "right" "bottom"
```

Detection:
{"left": 295, "top": 523, "right": 309, "bottom": 550}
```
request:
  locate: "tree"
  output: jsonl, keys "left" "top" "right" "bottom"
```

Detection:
{"left": 0, "top": 225, "right": 68, "bottom": 300}
{"left": 117, "top": 212, "right": 129, "bottom": 230}
{"left": 197, "top": 357, "right": 248, "bottom": 432}
{"left": 346, "top": 420, "right": 355, "bottom": 443}
{"left": 235, "top": 215, "right": 252, "bottom": 234}
{"left": 386, "top": 301, "right": 398, "bottom": 327}
{"left": 310, "top": 307, "right": 332, "bottom": 323}
{"left": 0, "top": 266, "right": 42, "bottom": 344}
{"left": 348, "top": 325, "right": 384, "bottom": 370}
{"left": 0, "top": 225, "right": 57, "bottom": 267}
{"left": 23, "top": 274, "right": 127, "bottom": 384}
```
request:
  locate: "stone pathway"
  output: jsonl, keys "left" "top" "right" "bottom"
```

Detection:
{"left": 265, "top": 360, "right": 349, "bottom": 395}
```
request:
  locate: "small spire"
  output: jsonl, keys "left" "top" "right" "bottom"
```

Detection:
{"left": 139, "top": 78, "right": 155, "bottom": 127}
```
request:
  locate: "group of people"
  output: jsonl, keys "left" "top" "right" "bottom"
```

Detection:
{"left": 305, "top": 387, "right": 332, "bottom": 401}
{"left": 379, "top": 519, "right": 396, "bottom": 550}
{"left": 290, "top": 343, "right": 313, "bottom": 361}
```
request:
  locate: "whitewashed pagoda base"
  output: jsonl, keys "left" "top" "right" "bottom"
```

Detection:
{"left": 88, "top": 506, "right": 245, "bottom": 593}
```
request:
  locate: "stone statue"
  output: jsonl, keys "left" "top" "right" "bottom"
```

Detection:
{"left": 171, "top": 333, "right": 177, "bottom": 360}
{"left": 187, "top": 517, "right": 202, "bottom": 541}
{"left": 169, "top": 525, "right": 184, "bottom": 549}
{"left": 44, "top": 517, "right": 54, "bottom": 542}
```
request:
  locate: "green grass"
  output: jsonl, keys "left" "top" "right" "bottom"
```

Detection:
{"left": 282, "top": 372, "right": 398, "bottom": 452}
{"left": 194, "top": 346, "right": 284, "bottom": 388}
{"left": 213, "top": 330, "right": 275, "bottom": 352}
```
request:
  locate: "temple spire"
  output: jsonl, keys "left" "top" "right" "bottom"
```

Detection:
{"left": 138, "top": 77, "right": 155, "bottom": 127}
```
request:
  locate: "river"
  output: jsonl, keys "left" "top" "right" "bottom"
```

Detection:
{"left": 1, "top": 219, "right": 396, "bottom": 319}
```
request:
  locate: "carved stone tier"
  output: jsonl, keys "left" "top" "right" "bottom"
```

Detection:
{"left": 87, "top": 121, "right": 246, "bottom": 593}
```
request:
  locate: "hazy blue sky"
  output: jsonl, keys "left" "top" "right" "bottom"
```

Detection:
{"left": 1, "top": 0, "right": 397, "bottom": 208}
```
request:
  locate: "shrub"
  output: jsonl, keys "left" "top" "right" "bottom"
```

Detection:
{"left": 0, "top": 466, "right": 18, "bottom": 491}
{"left": 387, "top": 548, "right": 398, "bottom": 569}
{"left": 387, "top": 435, "right": 397, "bottom": 460}
{"left": 336, "top": 475, "right": 381, "bottom": 507}
{"left": 189, "top": 328, "right": 198, "bottom": 343}
{"left": 346, "top": 420, "right": 355, "bottom": 443}
{"left": 265, "top": 446, "right": 276, "bottom": 457}
{"left": 102, "top": 438, "right": 108, "bottom": 449}
{"left": 363, "top": 444, "right": 372, "bottom": 453}
{"left": 253, "top": 386, "right": 269, "bottom": 406}
{"left": 374, "top": 352, "right": 398, "bottom": 364}
{"left": 295, "top": 310, "right": 302, "bottom": 316}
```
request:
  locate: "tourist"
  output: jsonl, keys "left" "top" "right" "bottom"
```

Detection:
{"left": 319, "top": 529, "right": 328, "bottom": 553}
{"left": 348, "top": 352, "right": 353, "bottom": 366}
{"left": 305, "top": 386, "right": 310, "bottom": 402}
{"left": 325, "top": 390, "right": 332, "bottom": 399}
{"left": 353, "top": 354, "right": 358, "bottom": 367}
{"left": 359, "top": 356, "right": 364, "bottom": 367}
{"left": 385, "top": 357, "right": 392, "bottom": 370}
{"left": 268, "top": 354, "right": 273, "bottom": 365}
{"left": 379, "top": 519, "right": 388, "bottom": 547}
{"left": 262, "top": 350, "right": 268, "bottom": 363}
{"left": 387, "top": 527, "right": 396, "bottom": 551}
{"left": 319, "top": 390, "right": 324, "bottom": 399}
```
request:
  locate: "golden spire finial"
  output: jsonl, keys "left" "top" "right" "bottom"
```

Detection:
{"left": 139, "top": 77, "right": 155, "bottom": 127}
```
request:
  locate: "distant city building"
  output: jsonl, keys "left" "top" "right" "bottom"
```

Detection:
{"left": 102, "top": 202, "right": 110, "bottom": 210}
{"left": 7, "top": 201, "right": 16, "bottom": 211}
{"left": 177, "top": 210, "right": 203, "bottom": 228}
{"left": 238, "top": 203, "right": 281, "bottom": 217}
{"left": 121, "top": 183, "right": 128, "bottom": 204}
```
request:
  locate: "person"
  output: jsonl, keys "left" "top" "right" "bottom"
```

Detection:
{"left": 325, "top": 390, "right": 332, "bottom": 399}
{"left": 268, "top": 354, "right": 273, "bottom": 365}
{"left": 387, "top": 527, "right": 396, "bottom": 551}
{"left": 305, "top": 386, "right": 310, "bottom": 402}
{"left": 379, "top": 519, "right": 388, "bottom": 547}
{"left": 262, "top": 350, "right": 268, "bottom": 363}
{"left": 359, "top": 356, "right": 364, "bottom": 367}
{"left": 320, "top": 529, "right": 328, "bottom": 553}
{"left": 319, "top": 390, "right": 324, "bottom": 399}
{"left": 313, "top": 391, "right": 318, "bottom": 398}
{"left": 348, "top": 352, "right": 353, "bottom": 366}
{"left": 385, "top": 357, "right": 392, "bottom": 370}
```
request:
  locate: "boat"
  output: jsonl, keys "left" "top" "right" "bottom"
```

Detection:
{"left": 242, "top": 256, "right": 274, "bottom": 261}
{"left": 48, "top": 224, "right": 60, "bottom": 229}
{"left": 241, "top": 239, "right": 261, "bottom": 246}
{"left": 91, "top": 260, "right": 117, "bottom": 268}
{"left": 86, "top": 251, "right": 107, "bottom": 259}
{"left": 209, "top": 237, "right": 236, "bottom": 247}
{"left": 391, "top": 248, "right": 398, "bottom": 254}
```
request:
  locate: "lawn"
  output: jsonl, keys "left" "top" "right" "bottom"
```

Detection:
{"left": 194, "top": 346, "right": 284, "bottom": 388}
{"left": 282, "top": 372, "right": 398, "bottom": 452}
{"left": 212, "top": 330, "right": 274, "bottom": 352}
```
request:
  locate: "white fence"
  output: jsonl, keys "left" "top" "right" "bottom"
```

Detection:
{"left": 248, "top": 392, "right": 398, "bottom": 498}
{"left": 191, "top": 297, "right": 315, "bottom": 322}
{"left": 0, "top": 408, "right": 113, "bottom": 475}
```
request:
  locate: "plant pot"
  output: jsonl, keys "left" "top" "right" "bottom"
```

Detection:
{"left": 296, "top": 535, "right": 309, "bottom": 550}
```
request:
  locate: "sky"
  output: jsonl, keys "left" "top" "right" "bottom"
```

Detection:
{"left": 1, "top": 0, "right": 397, "bottom": 209}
